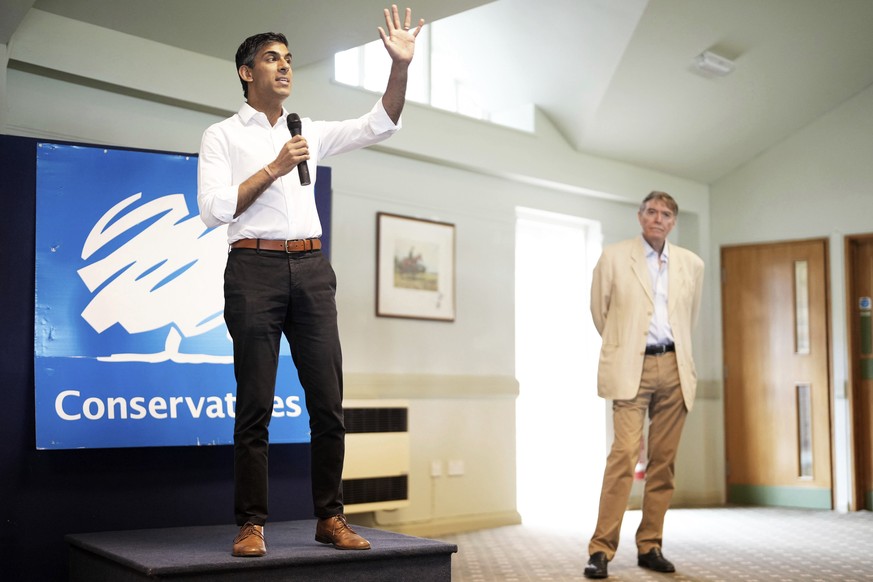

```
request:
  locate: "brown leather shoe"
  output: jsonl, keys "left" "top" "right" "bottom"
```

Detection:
{"left": 232, "top": 522, "right": 266, "bottom": 557}
{"left": 315, "top": 514, "right": 371, "bottom": 550}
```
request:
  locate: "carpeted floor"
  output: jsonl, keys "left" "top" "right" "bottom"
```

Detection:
{"left": 438, "top": 507, "right": 873, "bottom": 581}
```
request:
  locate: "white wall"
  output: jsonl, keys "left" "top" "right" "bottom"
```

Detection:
{"left": 710, "top": 83, "right": 873, "bottom": 512}
{"left": 4, "top": 9, "right": 722, "bottom": 533}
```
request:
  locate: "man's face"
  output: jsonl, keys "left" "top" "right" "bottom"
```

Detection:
{"left": 638, "top": 199, "right": 676, "bottom": 249}
{"left": 242, "top": 42, "right": 293, "bottom": 101}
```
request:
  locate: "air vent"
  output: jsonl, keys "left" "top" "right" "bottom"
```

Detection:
{"left": 342, "top": 399, "right": 410, "bottom": 513}
{"left": 345, "top": 407, "right": 407, "bottom": 433}
{"left": 343, "top": 475, "right": 408, "bottom": 505}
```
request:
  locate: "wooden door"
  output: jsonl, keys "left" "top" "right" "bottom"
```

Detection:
{"left": 722, "top": 239, "right": 832, "bottom": 508}
{"left": 846, "top": 236, "right": 873, "bottom": 510}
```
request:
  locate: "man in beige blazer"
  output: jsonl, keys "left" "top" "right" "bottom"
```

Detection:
{"left": 583, "top": 191, "right": 704, "bottom": 579}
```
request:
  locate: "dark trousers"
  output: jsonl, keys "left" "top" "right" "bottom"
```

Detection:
{"left": 223, "top": 248, "right": 345, "bottom": 526}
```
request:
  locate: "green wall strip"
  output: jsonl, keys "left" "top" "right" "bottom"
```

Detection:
{"left": 728, "top": 484, "right": 831, "bottom": 509}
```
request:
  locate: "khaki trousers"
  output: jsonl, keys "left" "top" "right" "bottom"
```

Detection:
{"left": 588, "top": 352, "right": 687, "bottom": 559}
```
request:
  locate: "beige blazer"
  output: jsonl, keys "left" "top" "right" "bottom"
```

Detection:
{"left": 590, "top": 237, "right": 704, "bottom": 411}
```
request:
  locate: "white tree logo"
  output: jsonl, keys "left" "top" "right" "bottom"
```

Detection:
{"left": 76, "top": 192, "right": 231, "bottom": 363}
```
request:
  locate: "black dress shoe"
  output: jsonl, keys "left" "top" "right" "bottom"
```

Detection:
{"left": 637, "top": 547, "right": 675, "bottom": 572}
{"left": 584, "top": 551, "right": 608, "bottom": 579}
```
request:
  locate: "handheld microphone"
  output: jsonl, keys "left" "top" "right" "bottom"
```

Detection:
{"left": 286, "top": 113, "right": 311, "bottom": 186}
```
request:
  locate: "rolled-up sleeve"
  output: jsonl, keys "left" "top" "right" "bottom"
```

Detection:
{"left": 317, "top": 100, "right": 400, "bottom": 159}
{"left": 197, "top": 125, "right": 239, "bottom": 228}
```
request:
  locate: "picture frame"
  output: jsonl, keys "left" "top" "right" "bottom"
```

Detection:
{"left": 376, "top": 212, "right": 455, "bottom": 321}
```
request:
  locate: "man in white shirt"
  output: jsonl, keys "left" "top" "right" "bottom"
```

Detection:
{"left": 197, "top": 5, "right": 423, "bottom": 558}
{"left": 583, "top": 192, "right": 704, "bottom": 579}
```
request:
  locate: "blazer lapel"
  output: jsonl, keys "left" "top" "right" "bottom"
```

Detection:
{"left": 631, "top": 239, "right": 654, "bottom": 304}
{"left": 667, "top": 242, "right": 685, "bottom": 316}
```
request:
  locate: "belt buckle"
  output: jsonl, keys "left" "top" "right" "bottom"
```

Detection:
{"left": 647, "top": 343, "right": 668, "bottom": 355}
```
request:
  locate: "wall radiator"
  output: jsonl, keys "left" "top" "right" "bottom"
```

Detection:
{"left": 342, "top": 399, "right": 410, "bottom": 513}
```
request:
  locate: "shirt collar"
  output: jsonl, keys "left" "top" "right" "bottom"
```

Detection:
{"left": 238, "top": 102, "right": 289, "bottom": 128}
{"left": 641, "top": 235, "right": 669, "bottom": 261}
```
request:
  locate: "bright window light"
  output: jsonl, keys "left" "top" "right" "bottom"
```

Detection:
{"left": 334, "top": 24, "right": 532, "bottom": 132}
{"left": 333, "top": 46, "right": 360, "bottom": 87}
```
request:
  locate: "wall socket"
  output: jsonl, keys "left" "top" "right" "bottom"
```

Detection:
{"left": 447, "top": 459, "right": 465, "bottom": 476}
{"left": 430, "top": 460, "right": 443, "bottom": 477}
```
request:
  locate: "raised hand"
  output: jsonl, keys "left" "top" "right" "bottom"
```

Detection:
{"left": 378, "top": 5, "right": 424, "bottom": 64}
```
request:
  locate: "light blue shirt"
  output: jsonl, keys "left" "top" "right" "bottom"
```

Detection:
{"left": 642, "top": 237, "right": 674, "bottom": 346}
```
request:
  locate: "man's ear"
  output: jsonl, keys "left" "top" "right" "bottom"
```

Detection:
{"left": 238, "top": 65, "right": 253, "bottom": 83}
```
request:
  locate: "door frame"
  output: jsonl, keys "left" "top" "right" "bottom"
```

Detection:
{"left": 844, "top": 233, "right": 873, "bottom": 510}
{"left": 721, "top": 237, "right": 834, "bottom": 508}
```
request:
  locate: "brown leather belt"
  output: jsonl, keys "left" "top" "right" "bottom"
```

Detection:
{"left": 230, "top": 238, "right": 321, "bottom": 253}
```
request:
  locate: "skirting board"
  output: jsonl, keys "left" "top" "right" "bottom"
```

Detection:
{"left": 362, "top": 510, "right": 522, "bottom": 538}
{"left": 728, "top": 484, "right": 832, "bottom": 509}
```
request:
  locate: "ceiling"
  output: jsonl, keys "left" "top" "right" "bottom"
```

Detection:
{"left": 5, "top": 0, "right": 873, "bottom": 184}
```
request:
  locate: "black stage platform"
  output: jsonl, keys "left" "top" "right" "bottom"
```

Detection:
{"left": 66, "top": 520, "right": 458, "bottom": 581}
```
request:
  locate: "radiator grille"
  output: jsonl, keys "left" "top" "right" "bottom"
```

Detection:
{"left": 344, "top": 407, "right": 408, "bottom": 433}
{"left": 343, "top": 475, "right": 408, "bottom": 505}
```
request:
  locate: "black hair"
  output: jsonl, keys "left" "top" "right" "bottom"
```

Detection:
{"left": 234, "top": 32, "right": 289, "bottom": 99}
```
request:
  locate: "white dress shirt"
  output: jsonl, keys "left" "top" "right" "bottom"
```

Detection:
{"left": 642, "top": 236, "right": 674, "bottom": 346}
{"left": 198, "top": 99, "right": 399, "bottom": 242}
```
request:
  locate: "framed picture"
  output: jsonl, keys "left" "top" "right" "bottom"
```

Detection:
{"left": 376, "top": 212, "right": 455, "bottom": 321}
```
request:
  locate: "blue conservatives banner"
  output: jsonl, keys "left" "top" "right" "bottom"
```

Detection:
{"left": 34, "top": 143, "right": 310, "bottom": 449}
